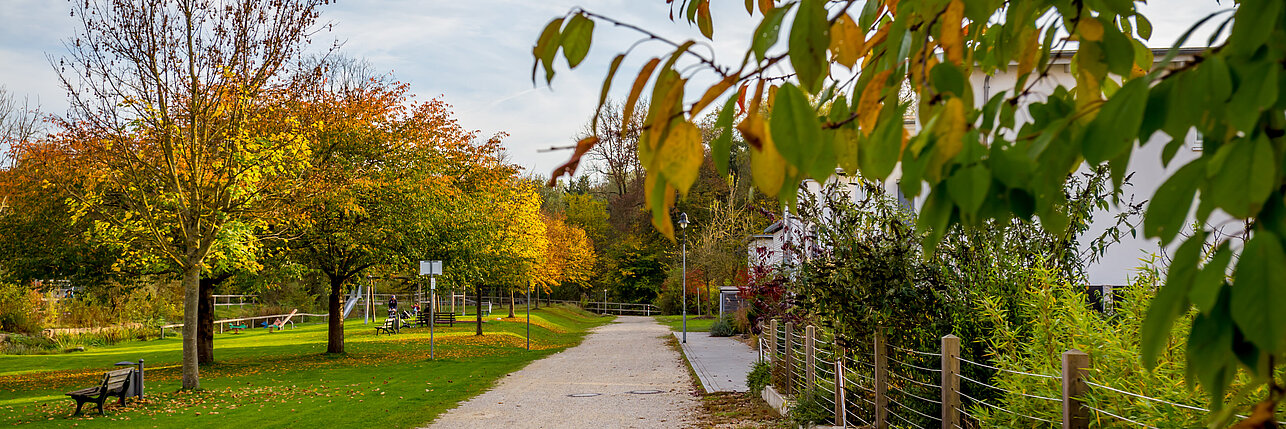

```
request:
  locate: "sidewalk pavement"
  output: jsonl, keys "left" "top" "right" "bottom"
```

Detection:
{"left": 673, "top": 331, "right": 760, "bottom": 392}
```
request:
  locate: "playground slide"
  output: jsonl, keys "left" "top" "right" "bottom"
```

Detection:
{"left": 342, "top": 284, "right": 363, "bottom": 319}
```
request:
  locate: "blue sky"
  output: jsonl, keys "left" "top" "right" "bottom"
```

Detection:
{"left": 0, "top": 1, "right": 1224, "bottom": 178}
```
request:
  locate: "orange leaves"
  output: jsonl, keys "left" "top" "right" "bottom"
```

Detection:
{"left": 547, "top": 136, "right": 599, "bottom": 186}
{"left": 692, "top": 74, "right": 737, "bottom": 118}
{"left": 829, "top": 13, "right": 864, "bottom": 69}
{"left": 939, "top": 0, "right": 966, "bottom": 65}
{"left": 857, "top": 70, "right": 893, "bottom": 134}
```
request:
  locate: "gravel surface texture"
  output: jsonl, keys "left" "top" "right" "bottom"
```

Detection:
{"left": 423, "top": 315, "right": 698, "bottom": 428}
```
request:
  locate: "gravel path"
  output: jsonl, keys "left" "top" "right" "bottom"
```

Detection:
{"left": 423, "top": 315, "right": 698, "bottom": 428}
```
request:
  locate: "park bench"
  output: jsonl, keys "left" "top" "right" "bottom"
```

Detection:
{"left": 416, "top": 312, "right": 431, "bottom": 327}
{"left": 65, "top": 368, "right": 134, "bottom": 415}
{"left": 374, "top": 318, "right": 399, "bottom": 335}
{"left": 434, "top": 312, "right": 454, "bottom": 327}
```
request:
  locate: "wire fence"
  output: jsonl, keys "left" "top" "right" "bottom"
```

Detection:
{"left": 755, "top": 319, "right": 1274, "bottom": 429}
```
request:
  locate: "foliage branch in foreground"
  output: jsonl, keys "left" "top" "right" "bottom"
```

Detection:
{"left": 536, "top": 0, "right": 1286, "bottom": 420}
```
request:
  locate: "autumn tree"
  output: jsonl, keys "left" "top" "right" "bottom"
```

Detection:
{"left": 280, "top": 57, "right": 505, "bottom": 353}
{"left": 538, "top": 0, "right": 1286, "bottom": 420}
{"left": 533, "top": 213, "right": 597, "bottom": 301}
{"left": 35, "top": 0, "right": 326, "bottom": 389}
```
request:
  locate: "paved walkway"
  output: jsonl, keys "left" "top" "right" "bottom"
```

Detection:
{"left": 424, "top": 316, "right": 697, "bottom": 429}
{"left": 673, "top": 331, "right": 760, "bottom": 392}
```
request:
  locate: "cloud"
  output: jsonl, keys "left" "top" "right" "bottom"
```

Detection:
{"left": 0, "top": 0, "right": 1229, "bottom": 177}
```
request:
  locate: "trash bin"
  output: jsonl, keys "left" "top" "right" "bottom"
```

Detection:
{"left": 113, "top": 359, "right": 144, "bottom": 399}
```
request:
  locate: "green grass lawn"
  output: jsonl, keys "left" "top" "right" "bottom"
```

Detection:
{"left": 0, "top": 305, "right": 611, "bottom": 428}
{"left": 653, "top": 314, "right": 717, "bottom": 332}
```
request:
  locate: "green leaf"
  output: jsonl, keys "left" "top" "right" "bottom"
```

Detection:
{"left": 1138, "top": 78, "right": 1171, "bottom": 142}
{"left": 1082, "top": 78, "right": 1148, "bottom": 164}
{"left": 1231, "top": 230, "right": 1286, "bottom": 353}
{"left": 770, "top": 83, "right": 829, "bottom": 180}
{"left": 1100, "top": 22, "right": 1136, "bottom": 77}
{"left": 1141, "top": 235, "right": 1201, "bottom": 368}
{"left": 711, "top": 94, "right": 738, "bottom": 177}
{"left": 858, "top": 0, "right": 881, "bottom": 30}
{"left": 859, "top": 105, "right": 904, "bottom": 180}
{"left": 1186, "top": 288, "right": 1235, "bottom": 403}
{"left": 531, "top": 18, "right": 564, "bottom": 84}
{"left": 1135, "top": 15, "right": 1153, "bottom": 40}
{"left": 930, "top": 62, "right": 968, "bottom": 99}
{"left": 917, "top": 185, "right": 954, "bottom": 253}
{"left": 1207, "top": 135, "right": 1275, "bottom": 218}
{"left": 1191, "top": 243, "right": 1232, "bottom": 314}
{"left": 1228, "top": 60, "right": 1280, "bottom": 132}
{"left": 1142, "top": 158, "right": 1205, "bottom": 244}
{"left": 752, "top": 4, "right": 793, "bottom": 61}
{"left": 561, "top": 15, "right": 595, "bottom": 68}
{"left": 829, "top": 98, "right": 858, "bottom": 175}
{"left": 1228, "top": 0, "right": 1282, "bottom": 54}
{"left": 788, "top": 0, "right": 830, "bottom": 93}
{"left": 947, "top": 164, "right": 991, "bottom": 222}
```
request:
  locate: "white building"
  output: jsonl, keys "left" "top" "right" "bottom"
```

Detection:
{"left": 967, "top": 48, "right": 1217, "bottom": 285}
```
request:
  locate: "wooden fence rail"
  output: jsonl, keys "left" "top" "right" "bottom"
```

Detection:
{"left": 160, "top": 313, "right": 329, "bottom": 337}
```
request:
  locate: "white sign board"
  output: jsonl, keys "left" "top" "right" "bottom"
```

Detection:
{"left": 419, "top": 260, "right": 443, "bottom": 276}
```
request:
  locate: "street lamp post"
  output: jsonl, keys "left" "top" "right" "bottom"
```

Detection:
{"left": 678, "top": 212, "right": 689, "bottom": 343}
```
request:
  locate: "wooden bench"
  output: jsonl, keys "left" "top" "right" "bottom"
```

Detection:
{"left": 416, "top": 312, "right": 431, "bottom": 327}
{"left": 374, "top": 318, "right": 399, "bottom": 335}
{"left": 65, "top": 368, "right": 134, "bottom": 415}
{"left": 434, "top": 312, "right": 455, "bottom": 327}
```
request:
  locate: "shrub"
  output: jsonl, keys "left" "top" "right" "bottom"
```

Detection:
{"left": 746, "top": 359, "right": 771, "bottom": 394}
{"left": 0, "top": 282, "right": 43, "bottom": 334}
{"left": 709, "top": 315, "right": 739, "bottom": 337}
{"left": 972, "top": 262, "right": 1266, "bottom": 428}
{"left": 788, "top": 387, "right": 831, "bottom": 427}
{"left": 0, "top": 333, "right": 59, "bottom": 355}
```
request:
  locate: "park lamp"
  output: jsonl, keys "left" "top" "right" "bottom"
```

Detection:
{"left": 677, "top": 211, "right": 689, "bottom": 343}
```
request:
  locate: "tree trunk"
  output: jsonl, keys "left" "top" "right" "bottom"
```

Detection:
{"left": 508, "top": 289, "right": 515, "bottom": 318}
{"left": 198, "top": 278, "right": 215, "bottom": 366}
{"left": 475, "top": 285, "right": 483, "bottom": 336}
{"left": 327, "top": 277, "right": 345, "bottom": 354}
{"left": 181, "top": 259, "right": 201, "bottom": 390}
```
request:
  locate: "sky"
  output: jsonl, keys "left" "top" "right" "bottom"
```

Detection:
{"left": 0, "top": 0, "right": 1226, "bottom": 178}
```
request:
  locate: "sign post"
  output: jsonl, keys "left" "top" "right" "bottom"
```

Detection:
{"left": 420, "top": 260, "right": 443, "bottom": 359}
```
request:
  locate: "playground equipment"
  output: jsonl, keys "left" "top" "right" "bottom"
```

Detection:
{"left": 265, "top": 309, "right": 298, "bottom": 332}
{"left": 342, "top": 284, "right": 363, "bottom": 319}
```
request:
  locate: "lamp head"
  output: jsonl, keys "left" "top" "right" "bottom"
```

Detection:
{"left": 677, "top": 212, "right": 689, "bottom": 229}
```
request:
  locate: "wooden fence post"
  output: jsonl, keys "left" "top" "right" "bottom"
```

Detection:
{"left": 784, "top": 321, "right": 794, "bottom": 395}
{"left": 835, "top": 347, "right": 847, "bottom": 427}
{"left": 1062, "top": 349, "right": 1091, "bottom": 429}
{"left": 769, "top": 319, "right": 779, "bottom": 364}
{"left": 941, "top": 335, "right": 960, "bottom": 429}
{"left": 875, "top": 330, "right": 888, "bottom": 429}
{"left": 806, "top": 325, "right": 816, "bottom": 388}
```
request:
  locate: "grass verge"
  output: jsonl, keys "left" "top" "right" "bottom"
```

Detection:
{"left": 0, "top": 304, "right": 610, "bottom": 428}
{"left": 665, "top": 336, "right": 787, "bottom": 428}
{"left": 653, "top": 314, "right": 717, "bottom": 333}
